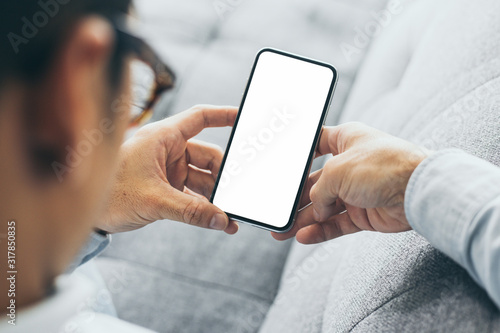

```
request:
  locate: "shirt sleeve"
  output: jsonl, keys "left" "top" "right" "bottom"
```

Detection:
{"left": 65, "top": 232, "right": 111, "bottom": 274}
{"left": 405, "top": 149, "right": 500, "bottom": 308}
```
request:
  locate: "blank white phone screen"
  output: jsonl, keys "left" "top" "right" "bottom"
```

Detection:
{"left": 213, "top": 51, "right": 334, "bottom": 229}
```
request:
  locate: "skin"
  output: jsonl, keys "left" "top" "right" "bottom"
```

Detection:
{"left": 273, "top": 122, "right": 431, "bottom": 244}
{"left": 0, "top": 16, "right": 237, "bottom": 312}
{"left": 100, "top": 105, "right": 239, "bottom": 234}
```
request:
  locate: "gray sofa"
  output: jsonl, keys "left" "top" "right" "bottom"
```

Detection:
{"left": 96, "top": 0, "right": 500, "bottom": 331}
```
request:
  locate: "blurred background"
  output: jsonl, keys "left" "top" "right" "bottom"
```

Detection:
{"left": 133, "top": 0, "right": 388, "bottom": 148}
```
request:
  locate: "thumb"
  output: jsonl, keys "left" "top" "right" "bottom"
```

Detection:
{"left": 309, "top": 159, "right": 342, "bottom": 222}
{"left": 160, "top": 186, "right": 229, "bottom": 230}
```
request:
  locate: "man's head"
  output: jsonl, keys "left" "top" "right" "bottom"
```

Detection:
{"left": 0, "top": 0, "right": 131, "bottom": 307}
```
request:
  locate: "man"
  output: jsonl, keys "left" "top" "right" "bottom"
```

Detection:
{"left": 0, "top": 1, "right": 237, "bottom": 331}
{"left": 2, "top": 0, "right": 498, "bottom": 332}
{"left": 274, "top": 122, "right": 500, "bottom": 309}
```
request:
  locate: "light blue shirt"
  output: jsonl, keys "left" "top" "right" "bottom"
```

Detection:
{"left": 406, "top": 149, "right": 500, "bottom": 308}
{"left": 0, "top": 231, "right": 154, "bottom": 333}
{"left": 66, "top": 232, "right": 111, "bottom": 273}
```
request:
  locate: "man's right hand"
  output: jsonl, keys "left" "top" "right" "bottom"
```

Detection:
{"left": 273, "top": 122, "right": 431, "bottom": 244}
{"left": 99, "top": 105, "right": 239, "bottom": 234}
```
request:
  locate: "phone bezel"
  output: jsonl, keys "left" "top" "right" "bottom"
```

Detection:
{"left": 210, "top": 47, "right": 338, "bottom": 233}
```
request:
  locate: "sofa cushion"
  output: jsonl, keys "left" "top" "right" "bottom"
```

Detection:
{"left": 260, "top": 0, "right": 500, "bottom": 331}
{"left": 96, "top": 223, "right": 290, "bottom": 332}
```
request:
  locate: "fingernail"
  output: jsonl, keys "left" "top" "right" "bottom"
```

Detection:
{"left": 313, "top": 207, "right": 321, "bottom": 221}
{"left": 210, "top": 213, "right": 227, "bottom": 230}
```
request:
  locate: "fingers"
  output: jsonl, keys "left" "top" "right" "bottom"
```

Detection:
{"left": 158, "top": 185, "right": 231, "bottom": 231}
{"left": 273, "top": 161, "right": 343, "bottom": 241}
{"left": 316, "top": 122, "right": 374, "bottom": 157}
{"left": 166, "top": 158, "right": 188, "bottom": 191}
{"left": 309, "top": 158, "right": 342, "bottom": 222}
{"left": 316, "top": 125, "right": 343, "bottom": 157}
{"left": 186, "top": 165, "right": 215, "bottom": 198}
{"left": 272, "top": 204, "right": 316, "bottom": 241}
{"left": 224, "top": 220, "right": 239, "bottom": 235}
{"left": 183, "top": 186, "right": 208, "bottom": 200}
{"left": 298, "top": 169, "right": 323, "bottom": 208}
{"left": 295, "top": 211, "right": 362, "bottom": 244}
{"left": 272, "top": 200, "right": 345, "bottom": 241}
{"left": 345, "top": 203, "right": 375, "bottom": 231}
{"left": 171, "top": 105, "right": 238, "bottom": 140}
{"left": 183, "top": 187, "right": 239, "bottom": 235}
{"left": 186, "top": 140, "right": 224, "bottom": 177}
{"left": 184, "top": 140, "right": 224, "bottom": 198}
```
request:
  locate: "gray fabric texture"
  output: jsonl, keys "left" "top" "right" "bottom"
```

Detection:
{"left": 97, "top": 0, "right": 500, "bottom": 332}
{"left": 97, "top": 222, "right": 290, "bottom": 333}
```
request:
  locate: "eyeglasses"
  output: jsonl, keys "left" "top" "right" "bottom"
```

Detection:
{"left": 113, "top": 17, "right": 176, "bottom": 127}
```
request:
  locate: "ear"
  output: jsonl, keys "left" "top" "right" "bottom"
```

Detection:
{"left": 26, "top": 16, "right": 116, "bottom": 185}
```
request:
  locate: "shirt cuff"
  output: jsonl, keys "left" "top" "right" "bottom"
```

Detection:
{"left": 66, "top": 232, "right": 111, "bottom": 274}
{"left": 405, "top": 149, "right": 500, "bottom": 267}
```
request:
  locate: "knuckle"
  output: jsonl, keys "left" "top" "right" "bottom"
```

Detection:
{"left": 182, "top": 199, "right": 205, "bottom": 226}
{"left": 339, "top": 122, "right": 355, "bottom": 133}
{"left": 309, "top": 186, "right": 317, "bottom": 199}
{"left": 309, "top": 184, "right": 321, "bottom": 203}
{"left": 339, "top": 122, "right": 364, "bottom": 138}
{"left": 314, "top": 163, "right": 342, "bottom": 202}
{"left": 323, "top": 159, "right": 338, "bottom": 176}
{"left": 344, "top": 121, "right": 363, "bottom": 130}
{"left": 190, "top": 104, "right": 208, "bottom": 114}
{"left": 337, "top": 123, "right": 352, "bottom": 139}
{"left": 347, "top": 207, "right": 372, "bottom": 231}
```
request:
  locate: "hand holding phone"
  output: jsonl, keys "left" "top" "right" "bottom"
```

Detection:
{"left": 211, "top": 48, "right": 337, "bottom": 232}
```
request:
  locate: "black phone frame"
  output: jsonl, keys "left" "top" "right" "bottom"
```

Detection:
{"left": 210, "top": 47, "right": 338, "bottom": 233}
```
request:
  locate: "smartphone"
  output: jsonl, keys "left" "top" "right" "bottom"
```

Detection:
{"left": 210, "top": 48, "right": 337, "bottom": 233}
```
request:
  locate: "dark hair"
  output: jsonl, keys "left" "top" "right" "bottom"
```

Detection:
{"left": 0, "top": 0, "right": 131, "bottom": 85}
{"left": 0, "top": 0, "right": 132, "bottom": 176}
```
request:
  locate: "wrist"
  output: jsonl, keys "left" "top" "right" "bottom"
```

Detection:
{"left": 398, "top": 145, "right": 432, "bottom": 205}
{"left": 95, "top": 213, "right": 117, "bottom": 234}
{"left": 409, "top": 146, "right": 432, "bottom": 170}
